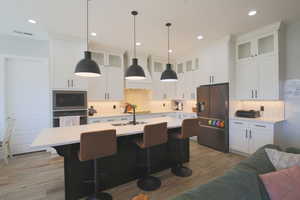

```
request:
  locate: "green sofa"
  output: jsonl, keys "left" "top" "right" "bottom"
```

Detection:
{"left": 171, "top": 144, "right": 300, "bottom": 200}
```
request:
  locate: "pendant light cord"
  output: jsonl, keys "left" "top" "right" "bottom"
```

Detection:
{"left": 86, "top": 0, "right": 89, "bottom": 51}
{"left": 133, "top": 13, "right": 136, "bottom": 58}
{"left": 168, "top": 25, "right": 170, "bottom": 64}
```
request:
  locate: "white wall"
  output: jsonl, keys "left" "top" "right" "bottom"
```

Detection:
{"left": 0, "top": 57, "right": 5, "bottom": 141}
{"left": 281, "top": 21, "right": 300, "bottom": 148}
{"left": 0, "top": 35, "right": 49, "bottom": 58}
{"left": 0, "top": 35, "right": 49, "bottom": 140}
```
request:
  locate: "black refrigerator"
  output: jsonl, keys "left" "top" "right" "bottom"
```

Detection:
{"left": 196, "top": 83, "right": 229, "bottom": 153}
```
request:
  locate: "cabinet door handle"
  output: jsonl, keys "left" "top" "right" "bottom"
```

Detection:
{"left": 108, "top": 93, "right": 110, "bottom": 100}
{"left": 249, "top": 129, "right": 252, "bottom": 139}
{"left": 105, "top": 93, "right": 107, "bottom": 100}
{"left": 68, "top": 80, "right": 70, "bottom": 88}
{"left": 255, "top": 90, "right": 258, "bottom": 98}
{"left": 212, "top": 76, "right": 214, "bottom": 83}
{"left": 251, "top": 90, "right": 254, "bottom": 99}
{"left": 245, "top": 129, "right": 248, "bottom": 138}
{"left": 234, "top": 122, "right": 243, "bottom": 125}
{"left": 255, "top": 124, "right": 266, "bottom": 128}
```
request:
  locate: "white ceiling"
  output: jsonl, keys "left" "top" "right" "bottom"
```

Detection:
{"left": 1, "top": 0, "right": 300, "bottom": 58}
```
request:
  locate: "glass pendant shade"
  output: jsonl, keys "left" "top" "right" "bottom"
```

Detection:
{"left": 75, "top": 51, "right": 101, "bottom": 77}
{"left": 161, "top": 64, "right": 178, "bottom": 82}
{"left": 125, "top": 58, "right": 146, "bottom": 80}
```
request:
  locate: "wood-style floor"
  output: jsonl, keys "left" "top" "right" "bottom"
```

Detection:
{"left": 0, "top": 141, "right": 244, "bottom": 200}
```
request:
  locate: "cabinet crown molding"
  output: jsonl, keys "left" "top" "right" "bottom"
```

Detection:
{"left": 236, "top": 22, "right": 282, "bottom": 43}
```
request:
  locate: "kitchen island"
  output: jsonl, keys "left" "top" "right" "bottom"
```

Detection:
{"left": 32, "top": 117, "right": 190, "bottom": 200}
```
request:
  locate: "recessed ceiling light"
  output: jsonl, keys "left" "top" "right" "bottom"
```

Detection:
{"left": 28, "top": 19, "right": 37, "bottom": 24}
{"left": 248, "top": 10, "right": 257, "bottom": 16}
{"left": 91, "top": 32, "right": 97, "bottom": 36}
{"left": 168, "top": 49, "right": 173, "bottom": 53}
{"left": 197, "top": 35, "right": 204, "bottom": 40}
{"left": 136, "top": 42, "right": 142, "bottom": 46}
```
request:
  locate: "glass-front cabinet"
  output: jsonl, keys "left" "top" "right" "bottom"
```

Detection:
{"left": 236, "top": 32, "right": 276, "bottom": 62}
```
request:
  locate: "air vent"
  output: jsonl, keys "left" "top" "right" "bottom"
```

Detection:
{"left": 13, "top": 30, "right": 34, "bottom": 36}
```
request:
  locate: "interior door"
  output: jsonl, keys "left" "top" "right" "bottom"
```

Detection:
{"left": 5, "top": 57, "right": 50, "bottom": 154}
{"left": 209, "top": 84, "right": 228, "bottom": 119}
{"left": 197, "top": 85, "right": 210, "bottom": 117}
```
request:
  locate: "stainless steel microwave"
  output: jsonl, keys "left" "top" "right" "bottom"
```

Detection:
{"left": 53, "top": 91, "right": 87, "bottom": 111}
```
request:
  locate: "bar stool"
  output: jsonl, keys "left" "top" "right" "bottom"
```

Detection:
{"left": 171, "top": 118, "right": 200, "bottom": 177}
{"left": 79, "top": 129, "right": 117, "bottom": 200}
{"left": 134, "top": 122, "right": 168, "bottom": 191}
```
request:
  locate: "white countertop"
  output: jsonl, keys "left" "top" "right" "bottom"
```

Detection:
{"left": 32, "top": 117, "right": 182, "bottom": 148}
{"left": 230, "top": 117, "right": 285, "bottom": 124}
{"left": 88, "top": 111, "right": 196, "bottom": 119}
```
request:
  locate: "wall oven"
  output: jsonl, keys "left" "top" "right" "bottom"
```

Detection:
{"left": 52, "top": 91, "right": 88, "bottom": 127}
{"left": 53, "top": 90, "right": 87, "bottom": 111}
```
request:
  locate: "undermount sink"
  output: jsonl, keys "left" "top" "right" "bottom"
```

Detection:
{"left": 111, "top": 121, "right": 147, "bottom": 127}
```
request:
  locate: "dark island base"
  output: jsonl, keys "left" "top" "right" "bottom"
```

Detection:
{"left": 54, "top": 128, "right": 190, "bottom": 200}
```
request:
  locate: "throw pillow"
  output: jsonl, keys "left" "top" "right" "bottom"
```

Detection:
{"left": 260, "top": 166, "right": 300, "bottom": 200}
{"left": 265, "top": 148, "right": 300, "bottom": 170}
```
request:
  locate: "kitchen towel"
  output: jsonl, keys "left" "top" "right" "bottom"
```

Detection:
{"left": 59, "top": 116, "right": 80, "bottom": 127}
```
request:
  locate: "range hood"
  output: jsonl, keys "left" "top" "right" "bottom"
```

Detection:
{"left": 124, "top": 52, "right": 152, "bottom": 89}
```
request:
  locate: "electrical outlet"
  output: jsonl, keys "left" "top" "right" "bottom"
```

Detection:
{"left": 260, "top": 106, "right": 265, "bottom": 111}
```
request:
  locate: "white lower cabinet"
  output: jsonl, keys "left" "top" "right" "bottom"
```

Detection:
{"left": 230, "top": 120, "right": 274, "bottom": 154}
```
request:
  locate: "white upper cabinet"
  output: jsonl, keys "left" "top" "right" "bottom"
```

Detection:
{"left": 235, "top": 22, "right": 281, "bottom": 100}
{"left": 236, "top": 33, "right": 277, "bottom": 62}
{"left": 88, "top": 51, "right": 124, "bottom": 101}
{"left": 49, "top": 37, "right": 88, "bottom": 90}
{"left": 196, "top": 35, "right": 232, "bottom": 86}
{"left": 151, "top": 57, "right": 176, "bottom": 100}
{"left": 176, "top": 63, "right": 185, "bottom": 99}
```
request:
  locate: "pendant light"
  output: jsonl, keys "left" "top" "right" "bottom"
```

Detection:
{"left": 125, "top": 11, "right": 146, "bottom": 80}
{"left": 161, "top": 23, "right": 178, "bottom": 82}
{"left": 74, "top": 0, "right": 101, "bottom": 77}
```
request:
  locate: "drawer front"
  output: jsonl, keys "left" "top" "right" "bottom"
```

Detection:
{"left": 230, "top": 120, "right": 247, "bottom": 126}
{"left": 249, "top": 122, "right": 273, "bottom": 130}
